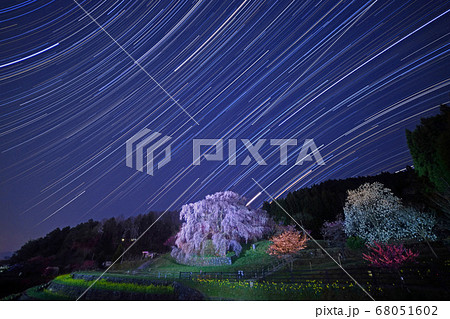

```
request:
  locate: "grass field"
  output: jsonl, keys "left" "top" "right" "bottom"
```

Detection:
{"left": 19, "top": 274, "right": 175, "bottom": 300}
{"left": 137, "top": 240, "right": 278, "bottom": 273}
{"left": 182, "top": 278, "right": 371, "bottom": 300}
{"left": 53, "top": 274, "right": 174, "bottom": 294}
{"left": 26, "top": 285, "right": 72, "bottom": 301}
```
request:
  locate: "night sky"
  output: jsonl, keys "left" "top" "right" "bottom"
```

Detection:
{"left": 1, "top": 0, "right": 449, "bottom": 253}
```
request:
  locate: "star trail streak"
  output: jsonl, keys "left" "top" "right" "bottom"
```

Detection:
{"left": 0, "top": 0, "right": 449, "bottom": 252}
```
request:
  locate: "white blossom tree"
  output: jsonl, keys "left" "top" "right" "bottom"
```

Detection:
{"left": 398, "top": 206, "right": 437, "bottom": 257}
{"left": 171, "top": 191, "right": 272, "bottom": 262}
{"left": 398, "top": 207, "right": 437, "bottom": 241}
{"left": 343, "top": 182, "right": 436, "bottom": 244}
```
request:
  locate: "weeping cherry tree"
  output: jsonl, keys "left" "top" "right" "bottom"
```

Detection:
{"left": 171, "top": 191, "right": 273, "bottom": 262}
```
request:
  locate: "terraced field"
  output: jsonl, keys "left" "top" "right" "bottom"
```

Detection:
{"left": 4, "top": 240, "right": 449, "bottom": 301}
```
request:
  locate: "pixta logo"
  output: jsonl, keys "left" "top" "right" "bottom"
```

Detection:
{"left": 125, "top": 129, "right": 172, "bottom": 176}
{"left": 193, "top": 138, "right": 325, "bottom": 166}
{"left": 126, "top": 130, "right": 325, "bottom": 176}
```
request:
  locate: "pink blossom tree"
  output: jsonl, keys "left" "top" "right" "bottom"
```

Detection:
{"left": 362, "top": 243, "right": 419, "bottom": 269}
{"left": 363, "top": 243, "right": 420, "bottom": 291}
{"left": 267, "top": 230, "right": 309, "bottom": 270}
{"left": 321, "top": 218, "right": 346, "bottom": 246}
{"left": 171, "top": 191, "right": 273, "bottom": 261}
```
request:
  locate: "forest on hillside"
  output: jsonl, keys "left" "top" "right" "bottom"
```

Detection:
{"left": 8, "top": 212, "right": 180, "bottom": 275}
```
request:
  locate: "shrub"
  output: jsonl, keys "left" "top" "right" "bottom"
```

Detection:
{"left": 346, "top": 236, "right": 365, "bottom": 250}
{"left": 362, "top": 243, "right": 419, "bottom": 269}
{"left": 80, "top": 260, "right": 95, "bottom": 270}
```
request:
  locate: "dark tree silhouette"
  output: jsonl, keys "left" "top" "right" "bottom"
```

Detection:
{"left": 406, "top": 105, "right": 450, "bottom": 192}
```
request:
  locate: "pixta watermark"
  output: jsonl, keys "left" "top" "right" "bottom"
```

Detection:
{"left": 193, "top": 138, "right": 325, "bottom": 166}
{"left": 126, "top": 129, "right": 325, "bottom": 175}
{"left": 125, "top": 129, "right": 172, "bottom": 176}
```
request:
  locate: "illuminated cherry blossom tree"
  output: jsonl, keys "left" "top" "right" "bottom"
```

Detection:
{"left": 267, "top": 230, "right": 308, "bottom": 270}
{"left": 343, "top": 182, "right": 436, "bottom": 244}
{"left": 171, "top": 191, "right": 272, "bottom": 262}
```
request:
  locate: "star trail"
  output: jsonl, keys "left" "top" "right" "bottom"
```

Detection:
{"left": 0, "top": 0, "right": 449, "bottom": 252}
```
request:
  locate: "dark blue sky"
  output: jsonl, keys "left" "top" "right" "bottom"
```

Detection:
{"left": 1, "top": 0, "right": 449, "bottom": 252}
